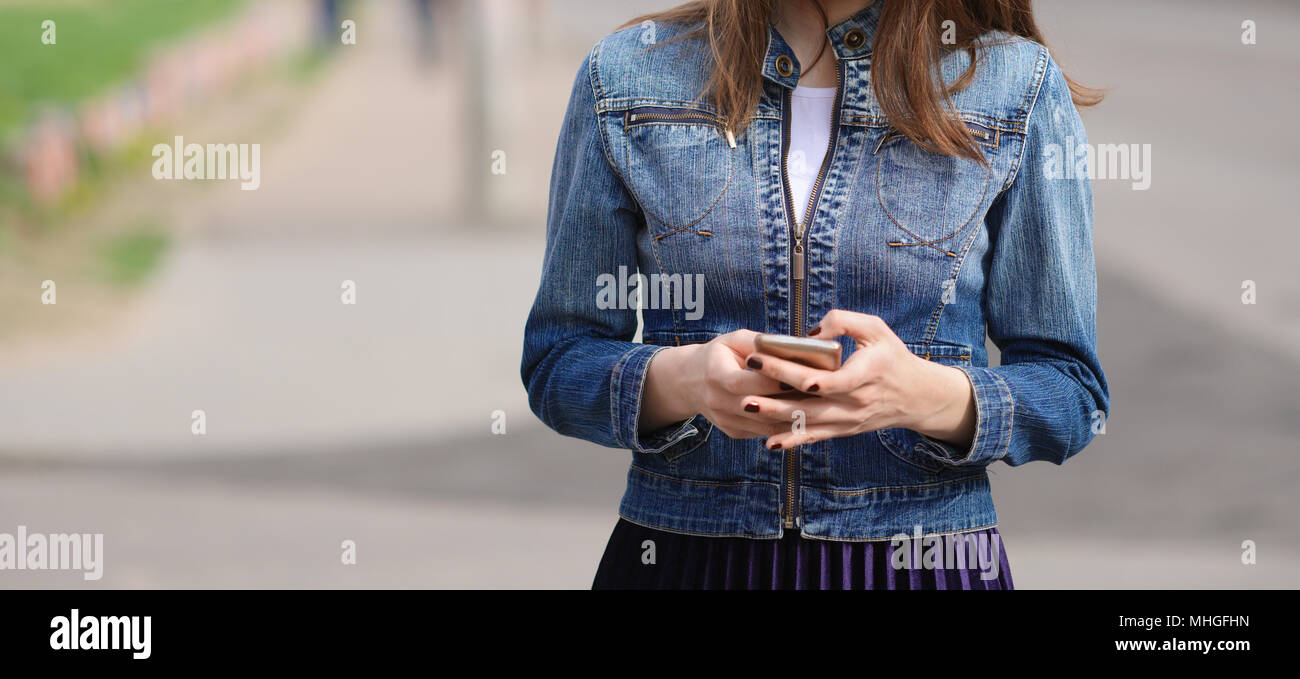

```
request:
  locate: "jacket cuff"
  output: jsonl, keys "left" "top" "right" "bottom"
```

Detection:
{"left": 637, "top": 414, "right": 714, "bottom": 460}
{"left": 610, "top": 344, "right": 710, "bottom": 456}
{"left": 914, "top": 366, "right": 1014, "bottom": 466}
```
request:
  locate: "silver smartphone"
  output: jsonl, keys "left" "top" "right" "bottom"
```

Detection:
{"left": 753, "top": 334, "right": 842, "bottom": 371}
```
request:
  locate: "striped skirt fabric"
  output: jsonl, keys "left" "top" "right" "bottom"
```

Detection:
{"left": 592, "top": 519, "right": 1014, "bottom": 590}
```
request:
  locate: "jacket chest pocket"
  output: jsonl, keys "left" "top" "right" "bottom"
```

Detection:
{"left": 873, "top": 120, "right": 999, "bottom": 256}
{"left": 618, "top": 105, "right": 735, "bottom": 239}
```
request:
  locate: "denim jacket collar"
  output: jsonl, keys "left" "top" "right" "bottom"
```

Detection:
{"left": 763, "top": 0, "right": 884, "bottom": 89}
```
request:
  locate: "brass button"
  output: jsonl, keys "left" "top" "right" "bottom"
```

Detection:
{"left": 775, "top": 54, "right": 794, "bottom": 78}
{"left": 844, "top": 28, "right": 866, "bottom": 50}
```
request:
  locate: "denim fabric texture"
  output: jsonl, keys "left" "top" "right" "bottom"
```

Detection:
{"left": 522, "top": 1, "right": 1109, "bottom": 541}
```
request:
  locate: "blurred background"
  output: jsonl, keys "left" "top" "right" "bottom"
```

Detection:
{"left": 0, "top": 0, "right": 1295, "bottom": 588}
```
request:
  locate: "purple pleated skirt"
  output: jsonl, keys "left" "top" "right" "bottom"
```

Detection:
{"left": 592, "top": 519, "right": 1013, "bottom": 590}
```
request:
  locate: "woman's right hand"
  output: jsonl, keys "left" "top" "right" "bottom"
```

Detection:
{"left": 639, "top": 330, "right": 788, "bottom": 438}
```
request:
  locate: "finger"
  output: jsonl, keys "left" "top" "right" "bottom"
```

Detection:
{"left": 741, "top": 396, "right": 876, "bottom": 435}
{"left": 805, "top": 346, "right": 878, "bottom": 395}
{"left": 712, "top": 413, "right": 786, "bottom": 440}
{"left": 745, "top": 352, "right": 833, "bottom": 394}
{"left": 719, "top": 365, "right": 786, "bottom": 396}
{"left": 736, "top": 394, "right": 831, "bottom": 424}
{"left": 731, "top": 396, "right": 806, "bottom": 434}
{"left": 807, "top": 309, "right": 893, "bottom": 347}
{"left": 717, "top": 329, "right": 761, "bottom": 358}
{"left": 764, "top": 424, "right": 851, "bottom": 450}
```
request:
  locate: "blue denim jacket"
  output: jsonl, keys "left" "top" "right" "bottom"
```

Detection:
{"left": 521, "top": 2, "right": 1109, "bottom": 541}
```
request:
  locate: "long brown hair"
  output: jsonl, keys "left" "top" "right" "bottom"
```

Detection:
{"left": 624, "top": 0, "right": 1101, "bottom": 161}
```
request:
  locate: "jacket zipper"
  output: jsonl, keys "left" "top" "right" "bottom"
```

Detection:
{"left": 777, "top": 59, "right": 844, "bottom": 531}
{"left": 627, "top": 109, "right": 737, "bottom": 147}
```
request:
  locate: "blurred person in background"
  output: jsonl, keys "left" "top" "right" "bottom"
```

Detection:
{"left": 317, "top": 0, "right": 343, "bottom": 47}
{"left": 523, "top": 0, "right": 1108, "bottom": 589}
{"left": 411, "top": 0, "right": 438, "bottom": 64}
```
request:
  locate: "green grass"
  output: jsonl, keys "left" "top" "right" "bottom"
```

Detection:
{"left": 97, "top": 225, "right": 170, "bottom": 286}
{"left": 0, "top": 0, "right": 247, "bottom": 143}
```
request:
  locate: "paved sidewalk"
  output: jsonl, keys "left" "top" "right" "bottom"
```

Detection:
{"left": 0, "top": 234, "right": 540, "bottom": 460}
{"left": 0, "top": 466, "right": 1291, "bottom": 589}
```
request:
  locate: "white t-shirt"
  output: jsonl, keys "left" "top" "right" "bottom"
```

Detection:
{"left": 786, "top": 85, "right": 837, "bottom": 225}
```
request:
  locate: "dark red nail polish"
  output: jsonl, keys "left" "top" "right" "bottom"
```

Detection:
{"left": 769, "top": 441, "right": 782, "bottom": 450}
{"left": 744, "top": 403, "right": 759, "bottom": 413}
{"left": 807, "top": 384, "right": 820, "bottom": 393}
{"left": 808, "top": 325, "right": 821, "bottom": 336}
{"left": 779, "top": 382, "right": 793, "bottom": 391}
{"left": 747, "top": 357, "right": 763, "bottom": 370}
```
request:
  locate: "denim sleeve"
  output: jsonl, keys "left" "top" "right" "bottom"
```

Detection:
{"left": 919, "top": 56, "right": 1110, "bottom": 467}
{"left": 520, "top": 48, "right": 708, "bottom": 457}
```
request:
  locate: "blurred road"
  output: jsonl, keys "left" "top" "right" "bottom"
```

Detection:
{"left": 0, "top": 0, "right": 1296, "bottom": 588}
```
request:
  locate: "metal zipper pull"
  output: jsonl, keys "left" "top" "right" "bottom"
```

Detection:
{"left": 792, "top": 242, "right": 805, "bottom": 281}
{"left": 725, "top": 127, "right": 736, "bottom": 148}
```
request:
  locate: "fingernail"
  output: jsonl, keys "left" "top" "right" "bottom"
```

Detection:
{"left": 808, "top": 325, "right": 821, "bottom": 336}
{"left": 779, "top": 382, "right": 793, "bottom": 391}
{"left": 807, "top": 384, "right": 820, "bottom": 393}
{"left": 744, "top": 403, "right": 760, "bottom": 413}
{"left": 768, "top": 441, "right": 782, "bottom": 450}
{"left": 747, "top": 357, "right": 763, "bottom": 370}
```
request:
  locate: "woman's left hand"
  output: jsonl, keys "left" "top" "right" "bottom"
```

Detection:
{"left": 741, "top": 310, "right": 977, "bottom": 450}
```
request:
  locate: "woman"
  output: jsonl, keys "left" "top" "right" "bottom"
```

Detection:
{"left": 522, "top": 0, "right": 1109, "bottom": 589}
